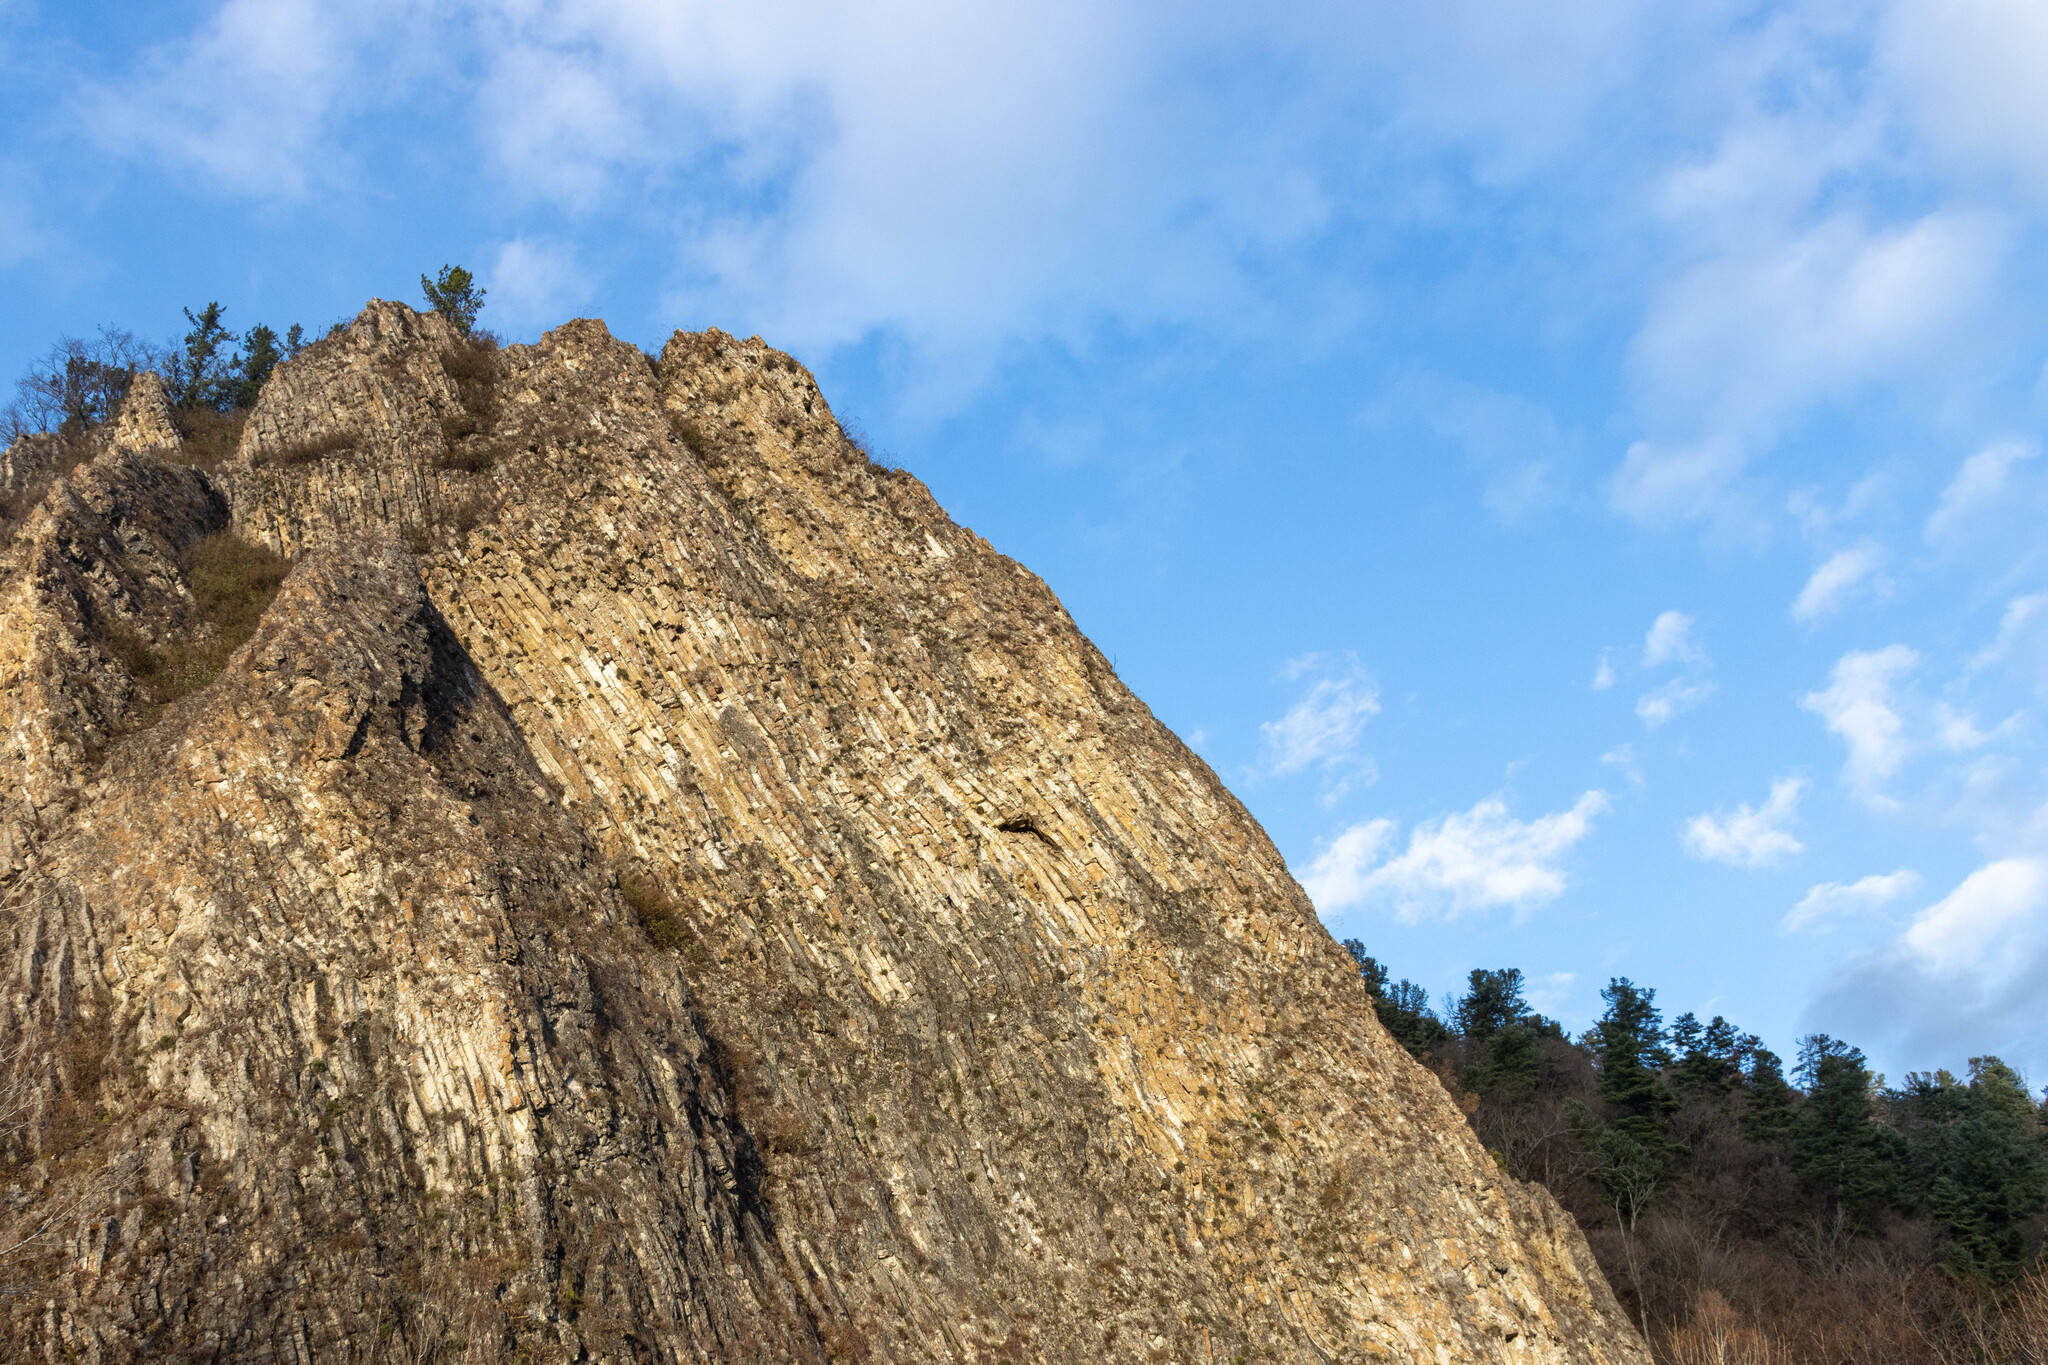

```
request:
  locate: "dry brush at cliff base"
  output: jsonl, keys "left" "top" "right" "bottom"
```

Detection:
{"left": 0, "top": 299, "right": 1650, "bottom": 1364}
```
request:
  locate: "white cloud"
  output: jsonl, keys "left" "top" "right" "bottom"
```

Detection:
{"left": 487, "top": 238, "right": 593, "bottom": 335}
{"left": 1926, "top": 440, "right": 2039, "bottom": 548}
{"left": 1366, "top": 372, "right": 1570, "bottom": 524}
{"left": 1811, "top": 932, "right": 2048, "bottom": 1084}
{"left": 1882, "top": 0, "right": 2048, "bottom": 205}
{"left": 1525, "top": 971, "right": 1577, "bottom": 1016}
{"left": 1636, "top": 676, "right": 1715, "bottom": 728}
{"left": 1600, "top": 743, "right": 1645, "bottom": 788}
{"left": 1632, "top": 210, "right": 2005, "bottom": 442}
{"left": 1614, "top": 207, "right": 2008, "bottom": 532}
{"left": 1629, "top": 612, "right": 1715, "bottom": 725}
{"left": 1802, "top": 644, "right": 1918, "bottom": 801}
{"left": 450, "top": 0, "right": 1347, "bottom": 375}
{"left": 1299, "top": 818, "right": 1398, "bottom": 911}
{"left": 78, "top": 0, "right": 418, "bottom": 197}
{"left": 1643, "top": 610, "right": 1703, "bottom": 668}
{"left": 1683, "top": 776, "right": 1807, "bottom": 868}
{"left": 1809, "top": 858, "right": 2048, "bottom": 1079}
{"left": 1965, "top": 594, "right": 2048, "bottom": 706}
{"left": 1789, "top": 476, "right": 1888, "bottom": 541}
{"left": 61, "top": 0, "right": 2043, "bottom": 467}
{"left": 1593, "top": 652, "right": 1616, "bottom": 691}
{"left": 1902, "top": 857, "right": 2048, "bottom": 972}
{"left": 1259, "top": 659, "right": 1380, "bottom": 777}
{"left": 1301, "top": 790, "right": 1608, "bottom": 920}
{"left": 1792, "top": 542, "right": 1887, "bottom": 623}
{"left": 1609, "top": 437, "right": 1749, "bottom": 531}
{"left": 1968, "top": 594, "right": 2048, "bottom": 674}
{"left": 1783, "top": 869, "right": 1920, "bottom": 934}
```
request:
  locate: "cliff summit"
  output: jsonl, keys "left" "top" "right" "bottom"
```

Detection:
{"left": 0, "top": 301, "right": 1647, "bottom": 1363}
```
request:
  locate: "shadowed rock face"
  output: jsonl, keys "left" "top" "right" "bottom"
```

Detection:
{"left": 0, "top": 301, "right": 1649, "bottom": 1364}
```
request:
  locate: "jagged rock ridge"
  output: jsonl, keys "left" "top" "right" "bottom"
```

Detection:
{"left": 0, "top": 301, "right": 1648, "bottom": 1363}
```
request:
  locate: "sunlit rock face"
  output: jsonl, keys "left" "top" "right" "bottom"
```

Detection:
{"left": 0, "top": 301, "right": 1648, "bottom": 1364}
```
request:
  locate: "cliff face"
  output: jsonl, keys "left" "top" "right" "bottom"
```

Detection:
{"left": 0, "top": 302, "right": 1648, "bottom": 1364}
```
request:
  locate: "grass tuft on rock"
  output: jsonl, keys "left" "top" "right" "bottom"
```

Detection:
{"left": 102, "top": 531, "right": 289, "bottom": 705}
{"left": 618, "top": 870, "right": 710, "bottom": 964}
{"left": 170, "top": 408, "right": 249, "bottom": 471}
{"left": 253, "top": 430, "right": 358, "bottom": 468}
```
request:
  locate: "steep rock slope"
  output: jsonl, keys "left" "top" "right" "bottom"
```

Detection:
{"left": 0, "top": 301, "right": 1647, "bottom": 1364}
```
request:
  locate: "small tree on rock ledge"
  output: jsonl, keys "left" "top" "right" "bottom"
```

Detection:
{"left": 421, "top": 264, "right": 486, "bottom": 337}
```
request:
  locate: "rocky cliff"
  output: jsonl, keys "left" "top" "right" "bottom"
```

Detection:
{"left": 0, "top": 301, "right": 1648, "bottom": 1364}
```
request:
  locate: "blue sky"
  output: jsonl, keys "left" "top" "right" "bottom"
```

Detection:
{"left": 7, "top": 0, "right": 2048, "bottom": 1083}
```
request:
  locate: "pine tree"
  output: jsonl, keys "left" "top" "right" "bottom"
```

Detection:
{"left": 421, "top": 265, "right": 486, "bottom": 337}
{"left": 1741, "top": 1045, "right": 1798, "bottom": 1145}
{"left": 169, "top": 303, "right": 239, "bottom": 411}
{"left": 1794, "top": 1035, "right": 1898, "bottom": 1231}
{"left": 1672, "top": 1012, "right": 1743, "bottom": 1096}
{"left": 1455, "top": 968, "right": 1528, "bottom": 1046}
{"left": 1590, "top": 978, "right": 1675, "bottom": 1144}
{"left": 1455, "top": 969, "right": 1552, "bottom": 1101}
{"left": 231, "top": 324, "right": 283, "bottom": 409}
{"left": 1899, "top": 1058, "right": 2047, "bottom": 1281}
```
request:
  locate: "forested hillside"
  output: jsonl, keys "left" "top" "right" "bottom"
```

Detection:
{"left": 1343, "top": 942, "right": 2048, "bottom": 1362}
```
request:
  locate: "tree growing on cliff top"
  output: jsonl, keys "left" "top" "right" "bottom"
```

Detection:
{"left": 4, "top": 328, "right": 161, "bottom": 437}
{"left": 167, "top": 302, "right": 238, "bottom": 410}
{"left": 421, "top": 265, "right": 486, "bottom": 336}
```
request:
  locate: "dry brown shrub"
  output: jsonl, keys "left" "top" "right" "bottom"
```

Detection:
{"left": 170, "top": 407, "right": 248, "bottom": 470}
{"left": 434, "top": 338, "right": 503, "bottom": 471}
{"left": 665, "top": 407, "right": 727, "bottom": 468}
{"left": 438, "top": 339, "right": 497, "bottom": 422}
{"left": 2006, "top": 1270, "right": 2048, "bottom": 1365}
{"left": 433, "top": 440, "right": 501, "bottom": 473}
{"left": 253, "top": 429, "right": 358, "bottom": 468}
{"left": 99, "top": 531, "right": 289, "bottom": 705}
{"left": 616, "top": 869, "right": 712, "bottom": 964}
{"left": 1, "top": 431, "right": 96, "bottom": 537}
{"left": 1661, "top": 1291, "right": 1790, "bottom": 1365}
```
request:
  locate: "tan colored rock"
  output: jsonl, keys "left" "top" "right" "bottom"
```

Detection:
{"left": 109, "top": 371, "right": 181, "bottom": 454}
{"left": 0, "top": 302, "right": 1650, "bottom": 1364}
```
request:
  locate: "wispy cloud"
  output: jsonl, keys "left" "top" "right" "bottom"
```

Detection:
{"left": 1783, "top": 869, "right": 1920, "bottom": 934}
{"left": 1636, "top": 677, "right": 1715, "bottom": 728}
{"left": 1643, "top": 610, "right": 1704, "bottom": 667}
{"left": 77, "top": 0, "right": 418, "bottom": 197}
{"left": 1525, "top": 971, "right": 1577, "bottom": 1016}
{"left": 1683, "top": 776, "right": 1806, "bottom": 868}
{"left": 487, "top": 237, "right": 593, "bottom": 335}
{"left": 1631, "top": 209, "right": 2005, "bottom": 451}
{"left": 1259, "top": 655, "right": 1380, "bottom": 778}
{"left": 1632, "top": 610, "right": 1715, "bottom": 727}
{"left": 1809, "top": 860, "right": 2048, "bottom": 1078}
{"left": 1793, "top": 542, "right": 1888, "bottom": 624}
{"left": 1925, "top": 440, "right": 2038, "bottom": 548}
{"left": 1301, "top": 790, "right": 1608, "bottom": 921}
{"left": 1901, "top": 857, "right": 2048, "bottom": 972}
{"left": 1802, "top": 645, "right": 1918, "bottom": 803}
{"left": 1601, "top": 743, "right": 1646, "bottom": 789}
{"left": 1363, "top": 371, "right": 1570, "bottom": 525}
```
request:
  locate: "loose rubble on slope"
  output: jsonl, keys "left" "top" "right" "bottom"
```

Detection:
{"left": 0, "top": 301, "right": 1649, "bottom": 1363}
